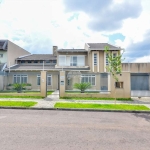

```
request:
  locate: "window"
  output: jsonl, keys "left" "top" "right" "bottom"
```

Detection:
{"left": 20, "top": 60, "right": 25, "bottom": 63}
{"left": 106, "top": 53, "right": 109, "bottom": 66}
{"left": 40, "top": 60, "right": 43, "bottom": 63}
{"left": 14, "top": 75, "right": 28, "bottom": 83}
{"left": 28, "top": 60, "right": 32, "bottom": 63}
{"left": 37, "top": 75, "right": 41, "bottom": 85}
{"left": 37, "top": 75, "right": 52, "bottom": 86}
{"left": 0, "top": 54, "right": 3, "bottom": 58}
{"left": 100, "top": 73, "right": 108, "bottom": 91}
{"left": 115, "top": 82, "right": 123, "bottom": 88}
{"left": 77, "top": 56, "right": 84, "bottom": 66}
{"left": 47, "top": 75, "right": 52, "bottom": 86}
{"left": 59, "top": 55, "right": 66, "bottom": 66}
{"left": 59, "top": 55, "right": 85, "bottom": 66}
{"left": 70, "top": 56, "right": 77, "bottom": 66}
{"left": 94, "top": 53, "right": 97, "bottom": 65}
{"left": 34, "top": 60, "right": 38, "bottom": 63}
{"left": 67, "top": 79, "right": 71, "bottom": 85}
{"left": 81, "top": 75, "right": 95, "bottom": 86}
{"left": 113, "top": 53, "right": 117, "bottom": 58}
{"left": 52, "top": 60, "right": 56, "bottom": 63}
{"left": 45, "top": 60, "right": 50, "bottom": 63}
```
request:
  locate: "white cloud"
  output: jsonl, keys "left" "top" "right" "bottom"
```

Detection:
{"left": 0, "top": 0, "right": 149, "bottom": 63}
{"left": 134, "top": 55, "right": 150, "bottom": 63}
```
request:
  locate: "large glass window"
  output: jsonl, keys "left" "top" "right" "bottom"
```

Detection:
{"left": 37, "top": 75, "right": 41, "bottom": 85}
{"left": 47, "top": 75, "right": 52, "bottom": 86}
{"left": 77, "top": 56, "right": 84, "bottom": 66}
{"left": 81, "top": 75, "right": 95, "bottom": 86}
{"left": 100, "top": 73, "right": 108, "bottom": 91}
{"left": 59, "top": 55, "right": 85, "bottom": 66}
{"left": 14, "top": 75, "right": 28, "bottom": 83}
{"left": 70, "top": 56, "right": 77, "bottom": 66}
{"left": 59, "top": 55, "right": 66, "bottom": 66}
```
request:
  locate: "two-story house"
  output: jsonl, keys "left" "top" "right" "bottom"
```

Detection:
{"left": 3, "top": 42, "right": 150, "bottom": 98}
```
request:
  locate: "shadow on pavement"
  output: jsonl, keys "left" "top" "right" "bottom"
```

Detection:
{"left": 132, "top": 113, "right": 150, "bottom": 122}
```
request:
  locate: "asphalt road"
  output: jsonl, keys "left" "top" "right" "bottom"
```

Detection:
{"left": 0, "top": 109, "right": 150, "bottom": 150}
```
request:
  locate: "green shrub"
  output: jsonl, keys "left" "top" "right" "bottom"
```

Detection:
{"left": 13, "top": 83, "right": 26, "bottom": 93}
{"left": 73, "top": 82, "right": 91, "bottom": 93}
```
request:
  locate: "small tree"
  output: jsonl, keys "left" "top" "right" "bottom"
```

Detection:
{"left": 73, "top": 82, "right": 91, "bottom": 93}
{"left": 105, "top": 46, "right": 124, "bottom": 103}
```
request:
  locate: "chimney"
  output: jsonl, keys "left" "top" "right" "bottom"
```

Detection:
{"left": 53, "top": 46, "right": 58, "bottom": 56}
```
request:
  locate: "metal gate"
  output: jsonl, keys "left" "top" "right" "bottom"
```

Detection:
{"left": 131, "top": 73, "right": 150, "bottom": 97}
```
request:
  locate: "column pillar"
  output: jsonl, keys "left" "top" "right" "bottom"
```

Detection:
{"left": 40, "top": 71, "right": 47, "bottom": 97}
{"left": 59, "top": 71, "right": 65, "bottom": 97}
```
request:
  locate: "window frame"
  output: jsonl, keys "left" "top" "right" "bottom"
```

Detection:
{"left": 37, "top": 75, "right": 41, "bottom": 86}
{"left": 47, "top": 75, "right": 52, "bottom": 86}
{"left": 13, "top": 74, "right": 28, "bottom": 84}
{"left": 115, "top": 82, "right": 123, "bottom": 88}
{"left": 94, "top": 53, "right": 97, "bottom": 65}
{"left": 81, "top": 75, "right": 96, "bottom": 86}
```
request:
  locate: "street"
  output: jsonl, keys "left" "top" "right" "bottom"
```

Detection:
{"left": 0, "top": 109, "right": 150, "bottom": 150}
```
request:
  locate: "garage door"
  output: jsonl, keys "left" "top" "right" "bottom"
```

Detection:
{"left": 131, "top": 74, "right": 149, "bottom": 90}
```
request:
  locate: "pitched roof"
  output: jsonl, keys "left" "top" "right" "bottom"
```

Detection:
{"left": 17, "top": 54, "right": 57, "bottom": 60}
{"left": 87, "top": 43, "right": 122, "bottom": 50}
{"left": 57, "top": 49, "right": 87, "bottom": 52}
{"left": 0, "top": 40, "right": 8, "bottom": 50}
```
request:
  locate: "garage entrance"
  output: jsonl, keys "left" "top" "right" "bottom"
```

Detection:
{"left": 131, "top": 73, "right": 150, "bottom": 97}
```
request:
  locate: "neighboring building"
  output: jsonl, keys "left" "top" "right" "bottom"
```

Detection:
{"left": 2, "top": 42, "right": 150, "bottom": 98}
{"left": 0, "top": 40, "right": 30, "bottom": 67}
{"left": 0, "top": 40, "right": 31, "bottom": 90}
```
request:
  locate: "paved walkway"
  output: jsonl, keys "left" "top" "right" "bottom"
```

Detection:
{"left": 0, "top": 91, "right": 150, "bottom": 109}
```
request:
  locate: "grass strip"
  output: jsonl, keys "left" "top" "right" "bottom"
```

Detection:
{"left": 0, "top": 95, "right": 44, "bottom": 99}
{"left": 0, "top": 91, "right": 53, "bottom": 95}
{"left": 65, "top": 91, "right": 99, "bottom": 93}
{"left": 55, "top": 102, "right": 150, "bottom": 111}
{"left": 60, "top": 97, "right": 132, "bottom": 101}
{"left": 0, "top": 101, "right": 37, "bottom": 107}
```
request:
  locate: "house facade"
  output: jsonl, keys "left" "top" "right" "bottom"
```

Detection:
{"left": 1, "top": 41, "right": 150, "bottom": 98}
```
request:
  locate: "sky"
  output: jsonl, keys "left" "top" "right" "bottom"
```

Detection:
{"left": 0, "top": 0, "right": 150, "bottom": 62}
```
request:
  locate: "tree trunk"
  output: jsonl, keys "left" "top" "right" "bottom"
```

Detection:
{"left": 115, "top": 87, "right": 116, "bottom": 104}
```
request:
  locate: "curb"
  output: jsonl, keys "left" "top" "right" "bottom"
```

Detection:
{"left": 0, "top": 107, "right": 150, "bottom": 113}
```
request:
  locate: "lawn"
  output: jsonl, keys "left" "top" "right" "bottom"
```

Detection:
{"left": 0, "top": 95, "right": 44, "bottom": 99}
{"left": 60, "top": 97, "right": 132, "bottom": 101}
{"left": 54, "top": 102, "right": 150, "bottom": 111}
{"left": 65, "top": 91, "right": 99, "bottom": 93}
{"left": 0, "top": 101, "right": 37, "bottom": 107}
{"left": 0, "top": 91, "right": 53, "bottom": 94}
{"left": 0, "top": 91, "right": 53, "bottom": 99}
